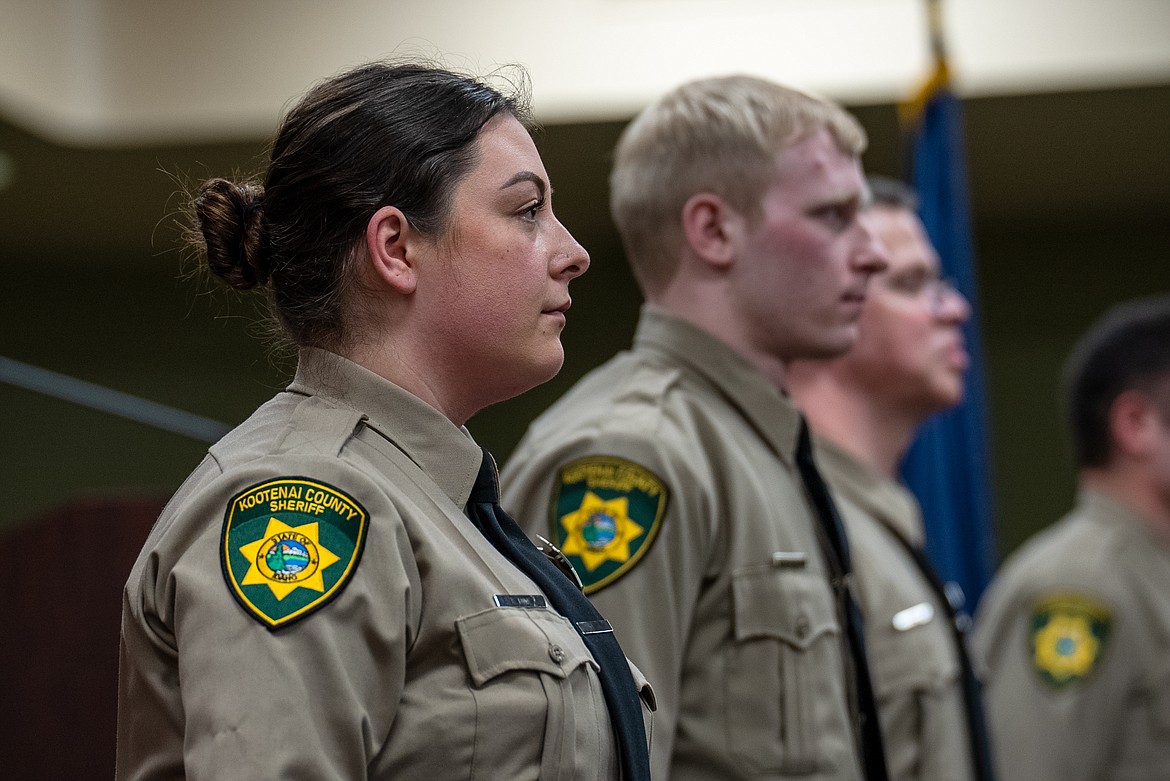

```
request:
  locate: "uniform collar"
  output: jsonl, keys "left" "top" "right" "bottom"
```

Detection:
{"left": 1078, "top": 488, "right": 1170, "bottom": 553}
{"left": 633, "top": 304, "right": 802, "bottom": 464}
{"left": 814, "top": 436, "right": 926, "bottom": 547}
{"left": 288, "top": 347, "right": 482, "bottom": 509}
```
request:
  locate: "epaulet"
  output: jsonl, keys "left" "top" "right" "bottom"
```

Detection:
{"left": 275, "top": 397, "right": 367, "bottom": 458}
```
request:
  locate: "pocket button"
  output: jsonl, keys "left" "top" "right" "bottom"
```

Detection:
{"left": 795, "top": 615, "right": 811, "bottom": 640}
{"left": 549, "top": 644, "right": 566, "bottom": 663}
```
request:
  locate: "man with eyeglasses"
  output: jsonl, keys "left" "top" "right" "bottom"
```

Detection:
{"left": 788, "top": 176, "right": 995, "bottom": 781}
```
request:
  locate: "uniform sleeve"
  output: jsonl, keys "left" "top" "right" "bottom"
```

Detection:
{"left": 973, "top": 577, "right": 1130, "bottom": 781}
{"left": 118, "top": 456, "right": 422, "bottom": 781}
{"left": 503, "top": 429, "right": 713, "bottom": 779}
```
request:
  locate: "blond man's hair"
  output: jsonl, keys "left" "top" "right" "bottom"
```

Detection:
{"left": 609, "top": 75, "right": 867, "bottom": 295}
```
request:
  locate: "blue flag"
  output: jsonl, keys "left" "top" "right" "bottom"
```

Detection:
{"left": 899, "top": 56, "right": 999, "bottom": 611}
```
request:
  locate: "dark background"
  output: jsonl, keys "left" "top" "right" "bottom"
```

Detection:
{"left": 3, "top": 83, "right": 1169, "bottom": 558}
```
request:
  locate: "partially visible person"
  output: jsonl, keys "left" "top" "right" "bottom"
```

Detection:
{"left": 502, "top": 74, "right": 892, "bottom": 779}
{"left": 974, "top": 295, "right": 1170, "bottom": 781}
{"left": 116, "top": 61, "right": 654, "bottom": 781}
{"left": 788, "top": 176, "right": 995, "bottom": 781}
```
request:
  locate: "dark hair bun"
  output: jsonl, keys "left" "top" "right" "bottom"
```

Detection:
{"left": 193, "top": 178, "right": 267, "bottom": 290}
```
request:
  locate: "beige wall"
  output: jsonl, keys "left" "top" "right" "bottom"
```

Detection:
{"left": 2, "top": 0, "right": 1169, "bottom": 145}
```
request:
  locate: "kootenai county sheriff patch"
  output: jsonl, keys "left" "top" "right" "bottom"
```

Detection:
{"left": 551, "top": 456, "right": 668, "bottom": 594}
{"left": 221, "top": 477, "right": 368, "bottom": 630}
{"left": 1029, "top": 593, "right": 1112, "bottom": 689}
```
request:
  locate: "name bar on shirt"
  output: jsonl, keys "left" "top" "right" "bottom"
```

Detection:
{"left": 494, "top": 594, "right": 548, "bottom": 609}
{"left": 576, "top": 620, "right": 614, "bottom": 635}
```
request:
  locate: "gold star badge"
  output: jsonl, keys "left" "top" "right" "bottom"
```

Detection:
{"left": 238, "top": 517, "right": 341, "bottom": 601}
{"left": 551, "top": 456, "right": 669, "bottom": 594}
{"left": 559, "top": 491, "right": 645, "bottom": 572}
{"left": 1030, "top": 593, "right": 1111, "bottom": 688}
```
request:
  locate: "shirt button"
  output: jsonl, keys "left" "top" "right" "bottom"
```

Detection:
{"left": 549, "top": 644, "right": 566, "bottom": 663}
{"left": 795, "top": 616, "right": 811, "bottom": 639}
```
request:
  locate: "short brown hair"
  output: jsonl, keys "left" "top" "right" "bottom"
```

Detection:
{"left": 609, "top": 75, "right": 866, "bottom": 295}
{"left": 1064, "top": 295, "right": 1170, "bottom": 467}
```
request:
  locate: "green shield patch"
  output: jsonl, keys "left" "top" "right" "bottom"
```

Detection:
{"left": 221, "top": 477, "right": 368, "bottom": 630}
{"left": 1029, "top": 593, "right": 1112, "bottom": 689}
{"left": 550, "top": 456, "right": 668, "bottom": 594}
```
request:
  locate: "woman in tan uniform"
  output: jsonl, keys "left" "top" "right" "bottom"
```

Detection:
{"left": 116, "top": 61, "right": 653, "bottom": 781}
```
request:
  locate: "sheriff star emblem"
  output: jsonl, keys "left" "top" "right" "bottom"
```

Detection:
{"left": 1029, "top": 593, "right": 1112, "bottom": 689}
{"left": 221, "top": 477, "right": 368, "bottom": 630}
{"left": 550, "top": 456, "right": 668, "bottom": 594}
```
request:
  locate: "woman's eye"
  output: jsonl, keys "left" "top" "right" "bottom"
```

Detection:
{"left": 521, "top": 199, "right": 545, "bottom": 221}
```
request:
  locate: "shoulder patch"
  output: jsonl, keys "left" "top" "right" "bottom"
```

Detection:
{"left": 221, "top": 477, "right": 369, "bottom": 630}
{"left": 550, "top": 456, "right": 669, "bottom": 594}
{"left": 1029, "top": 593, "right": 1112, "bottom": 689}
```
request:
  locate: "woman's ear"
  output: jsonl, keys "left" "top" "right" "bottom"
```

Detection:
{"left": 365, "top": 205, "right": 418, "bottom": 295}
{"left": 680, "top": 192, "right": 738, "bottom": 270}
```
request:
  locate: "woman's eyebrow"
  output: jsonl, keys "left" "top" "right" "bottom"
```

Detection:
{"left": 500, "top": 171, "right": 547, "bottom": 196}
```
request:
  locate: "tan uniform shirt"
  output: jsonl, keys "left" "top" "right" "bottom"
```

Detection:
{"left": 502, "top": 306, "right": 866, "bottom": 780}
{"left": 974, "top": 489, "right": 1170, "bottom": 781}
{"left": 815, "top": 438, "right": 976, "bottom": 781}
{"left": 117, "top": 347, "right": 652, "bottom": 781}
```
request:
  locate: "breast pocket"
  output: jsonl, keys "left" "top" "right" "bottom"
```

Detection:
{"left": 726, "top": 564, "right": 842, "bottom": 775}
{"left": 457, "top": 607, "right": 600, "bottom": 780}
{"left": 867, "top": 602, "right": 962, "bottom": 779}
{"left": 871, "top": 601, "right": 958, "bottom": 694}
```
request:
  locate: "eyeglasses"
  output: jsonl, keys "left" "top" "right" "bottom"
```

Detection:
{"left": 927, "top": 276, "right": 960, "bottom": 313}
{"left": 884, "top": 271, "right": 961, "bottom": 313}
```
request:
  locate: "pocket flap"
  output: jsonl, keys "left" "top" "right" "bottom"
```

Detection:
{"left": 868, "top": 601, "right": 959, "bottom": 694}
{"left": 731, "top": 565, "right": 839, "bottom": 649}
{"left": 627, "top": 658, "right": 657, "bottom": 712}
{"left": 457, "top": 607, "right": 595, "bottom": 687}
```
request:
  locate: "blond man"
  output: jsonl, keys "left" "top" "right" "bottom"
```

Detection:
{"left": 502, "top": 76, "right": 890, "bottom": 780}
